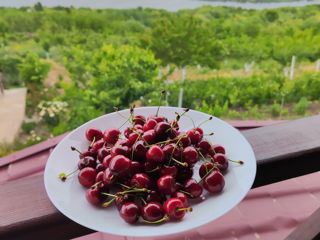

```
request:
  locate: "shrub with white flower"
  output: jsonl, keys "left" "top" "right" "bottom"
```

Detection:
{"left": 38, "top": 101, "right": 68, "bottom": 126}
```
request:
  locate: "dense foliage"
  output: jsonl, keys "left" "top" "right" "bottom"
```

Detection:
{"left": 0, "top": 4, "right": 320, "bottom": 155}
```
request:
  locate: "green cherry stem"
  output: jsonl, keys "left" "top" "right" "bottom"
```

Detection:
{"left": 198, "top": 162, "right": 217, "bottom": 184}
{"left": 156, "top": 90, "right": 166, "bottom": 117}
{"left": 90, "top": 180, "right": 103, "bottom": 189}
{"left": 59, "top": 168, "right": 79, "bottom": 181}
{"left": 89, "top": 136, "right": 96, "bottom": 148}
{"left": 113, "top": 107, "right": 128, "bottom": 119}
{"left": 101, "top": 192, "right": 118, "bottom": 198}
{"left": 176, "top": 207, "right": 192, "bottom": 212}
{"left": 71, "top": 146, "right": 83, "bottom": 156}
{"left": 179, "top": 190, "right": 193, "bottom": 198}
{"left": 171, "top": 158, "right": 188, "bottom": 167}
{"left": 197, "top": 116, "right": 213, "bottom": 128}
{"left": 143, "top": 215, "right": 169, "bottom": 224}
{"left": 102, "top": 197, "right": 116, "bottom": 207}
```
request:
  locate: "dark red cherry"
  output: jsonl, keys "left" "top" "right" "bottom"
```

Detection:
{"left": 132, "top": 140, "right": 147, "bottom": 161}
{"left": 86, "top": 128, "right": 103, "bottom": 142}
{"left": 109, "top": 155, "right": 132, "bottom": 176}
{"left": 130, "top": 173, "right": 151, "bottom": 189}
{"left": 157, "top": 174, "right": 176, "bottom": 195}
{"left": 131, "top": 161, "right": 142, "bottom": 175}
{"left": 115, "top": 194, "right": 134, "bottom": 210}
{"left": 78, "top": 167, "right": 97, "bottom": 188}
{"left": 78, "top": 156, "right": 96, "bottom": 169}
{"left": 124, "top": 127, "right": 133, "bottom": 138}
{"left": 160, "top": 165, "right": 178, "bottom": 177}
{"left": 120, "top": 202, "right": 140, "bottom": 224}
{"left": 96, "top": 163, "right": 104, "bottom": 172}
{"left": 103, "top": 168, "right": 117, "bottom": 187}
{"left": 198, "top": 139, "right": 212, "bottom": 155}
{"left": 174, "top": 132, "right": 191, "bottom": 147}
{"left": 195, "top": 127, "right": 203, "bottom": 135}
{"left": 155, "top": 122, "right": 171, "bottom": 141}
{"left": 203, "top": 170, "right": 225, "bottom": 193}
{"left": 86, "top": 187, "right": 104, "bottom": 206}
{"left": 146, "top": 191, "right": 163, "bottom": 203}
{"left": 141, "top": 202, "right": 165, "bottom": 222}
{"left": 146, "top": 145, "right": 165, "bottom": 164}
{"left": 162, "top": 143, "right": 181, "bottom": 160}
{"left": 95, "top": 171, "right": 104, "bottom": 182}
{"left": 172, "top": 192, "right": 189, "bottom": 207}
{"left": 127, "top": 132, "right": 140, "bottom": 147}
{"left": 186, "top": 129, "right": 203, "bottom": 144}
{"left": 142, "top": 129, "right": 156, "bottom": 144}
{"left": 164, "top": 198, "right": 185, "bottom": 221}
{"left": 133, "top": 115, "right": 146, "bottom": 126}
{"left": 211, "top": 144, "right": 226, "bottom": 155}
{"left": 184, "top": 178, "right": 202, "bottom": 199}
{"left": 110, "top": 145, "right": 130, "bottom": 157}
{"left": 91, "top": 139, "right": 105, "bottom": 153}
{"left": 102, "top": 155, "right": 113, "bottom": 169}
{"left": 78, "top": 149, "right": 96, "bottom": 160}
{"left": 143, "top": 118, "right": 157, "bottom": 131}
{"left": 199, "top": 162, "right": 219, "bottom": 178}
{"left": 97, "top": 147, "right": 110, "bottom": 161}
{"left": 134, "top": 124, "right": 143, "bottom": 131}
{"left": 176, "top": 167, "right": 193, "bottom": 184}
{"left": 213, "top": 153, "right": 229, "bottom": 171}
{"left": 103, "top": 128, "right": 121, "bottom": 145}
{"left": 182, "top": 146, "right": 199, "bottom": 166}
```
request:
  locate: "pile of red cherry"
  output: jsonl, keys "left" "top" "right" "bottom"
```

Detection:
{"left": 60, "top": 107, "right": 242, "bottom": 224}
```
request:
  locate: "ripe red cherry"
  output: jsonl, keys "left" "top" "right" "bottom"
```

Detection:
{"left": 184, "top": 178, "right": 203, "bottom": 199}
{"left": 95, "top": 171, "right": 104, "bottom": 182}
{"left": 115, "top": 194, "right": 134, "bottom": 210}
{"left": 208, "top": 144, "right": 226, "bottom": 157}
{"left": 162, "top": 143, "right": 181, "bottom": 160}
{"left": 131, "top": 161, "right": 142, "bottom": 175}
{"left": 174, "top": 132, "right": 191, "bottom": 147}
{"left": 109, "top": 155, "right": 131, "bottom": 176}
{"left": 86, "top": 128, "right": 103, "bottom": 142}
{"left": 146, "top": 191, "right": 163, "bottom": 203}
{"left": 110, "top": 145, "right": 130, "bottom": 157}
{"left": 198, "top": 139, "right": 212, "bottom": 155}
{"left": 182, "top": 146, "right": 199, "bottom": 166}
{"left": 157, "top": 174, "right": 176, "bottom": 195}
{"left": 155, "top": 121, "right": 171, "bottom": 141}
{"left": 142, "top": 129, "right": 156, "bottom": 144}
{"left": 164, "top": 198, "right": 185, "bottom": 221}
{"left": 172, "top": 192, "right": 189, "bottom": 207}
{"left": 186, "top": 129, "right": 202, "bottom": 144}
{"left": 103, "top": 128, "right": 121, "bottom": 145}
{"left": 120, "top": 202, "right": 140, "bottom": 224}
{"left": 146, "top": 145, "right": 165, "bottom": 164}
{"left": 213, "top": 153, "right": 229, "bottom": 171}
{"left": 160, "top": 165, "right": 177, "bottom": 177}
{"left": 103, "top": 168, "right": 117, "bottom": 187}
{"left": 86, "top": 185, "right": 108, "bottom": 206}
{"left": 143, "top": 118, "right": 158, "bottom": 131}
{"left": 102, "top": 155, "right": 113, "bottom": 169}
{"left": 130, "top": 173, "right": 151, "bottom": 189}
{"left": 176, "top": 167, "right": 193, "bottom": 184}
{"left": 199, "top": 162, "right": 219, "bottom": 178}
{"left": 91, "top": 139, "right": 105, "bottom": 153}
{"left": 124, "top": 127, "right": 133, "bottom": 138}
{"left": 141, "top": 202, "right": 165, "bottom": 222}
{"left": 78, "top": 167, "right": 97, "bottom": 188}
{"left": 78, "top": 149, "right": 96, "bottom": 160}
{"left": 203, "top": 170, "right": 225, "bottom": 193}
{"left": 132, "top": 140, "right": 147, "bottom": 161}
{"left": 127, "top": 132, "right": 140, "bottom": 147}
{"left": 97, "top": 147, "right": 110, "bottom": 161}
{"left": 133, "top": 115, "right": 146, "bottom": 126}
{"left": 78, "top": 156, "right": 96, "bottom": 169}
{"left": 195, "top": 127, "right": 204, "bottom": 135}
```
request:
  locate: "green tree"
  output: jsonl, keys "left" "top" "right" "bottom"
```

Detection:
{"left": 34, "top": 2, "right": 43, "bottom": 12}
{"left": 149, "top": 15, "right": 223, "bottom": 68}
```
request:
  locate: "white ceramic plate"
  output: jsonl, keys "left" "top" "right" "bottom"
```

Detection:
{"left": 44, "top": 107, "right": 256, "bottom": 237}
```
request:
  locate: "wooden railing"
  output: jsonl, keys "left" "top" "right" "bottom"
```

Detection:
{"left": 1, "top": 116, "right": 320, "bottom": 240}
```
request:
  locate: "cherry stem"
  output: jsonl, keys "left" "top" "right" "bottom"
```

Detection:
{"left": 197, "top": 116, "right": 213, "bottom": 128}
{"left": 176, "top": 207, "right": 192, "bottom": 213}
{"left": 132, "top": 129, "right": 150, "bottom": 148}
{"left": 179, "top": 190, "right": 193, "bottom": 197}
{"left": 197, "top": 150, "right": 208, "bottom": 163}
{"left": 185, "top": 115, "right": 196, "bottom": 128}
{"left": 156, "top": 90, "right": 165, "bottom": 117}
{"left": 143, "top": 215, "right": 169, "bottom": 224}
{"left": 198, "top": 162, "right": 217, "bottom": 184}
{"left": 102, "top": 197, "right": 116, "bottom": 207}
{"left": 203, "top": 133, "right": 214, "bottom": 136}
{"left": 89, "top": 136, "right": 96, "bottom": 148}
{"left": 101, "top": 192, "right": 118, "bottom": 198}
{"left": 71, "top": 146, "right": 83, "bottom": 156}
{"left": 172, "top": 158, "right": 188, "bottom": 167}
{"left": 90, "top": 180, "right": 103, "bottom": 189}
{"left": 59, "top": 168, "right": 79, "bottom": 181}
{"left": 120, "top": 188, "right": 151, "bottom": 195}
{"left": 169, "top": 135, "right": 187, "bottom": 165}
{"left": 228, "top": 159, "right": 244, "bottom": 164}
{"left": 119, "top": 110, "right": 134, "bottom": 129}
{"left": 119, "top": 183, "right": 132, "bottom": 189}
{"left": 209, "top": 142, "right": 217, "bottom": 155}
{"left": 140, "top": 197, "right": 147, "bottom": 205}
{"left": 113, "top": 107, "right": 127, "bottom": 119}
{"left": 145, "top": 166, "right": 160, "bottom": 173}
{"left": 131, "top": 132, "right": 142, "bottom": 160}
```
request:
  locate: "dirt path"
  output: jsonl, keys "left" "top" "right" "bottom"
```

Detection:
{"left": 0, "top": 88, "right": 27, "bottom": 143}
{"left": 44, "top": 59, "right": 71, "bottom": 86}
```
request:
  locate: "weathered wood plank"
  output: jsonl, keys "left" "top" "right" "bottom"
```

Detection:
{"left": 284, "top": 207, "right": 320, "bottom": 240}
{"left": 1, "top": 115, "right": 320, "bottom": 240}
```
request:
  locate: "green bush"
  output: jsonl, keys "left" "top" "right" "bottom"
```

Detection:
{"left": 294, "top": 97, "right": 309, "bottom": 115}
{"left": 271, "top": 103, "right": 281, "bottom": 117}
{"left": 22, "top": 121, "right": 37, "bottom": 134}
